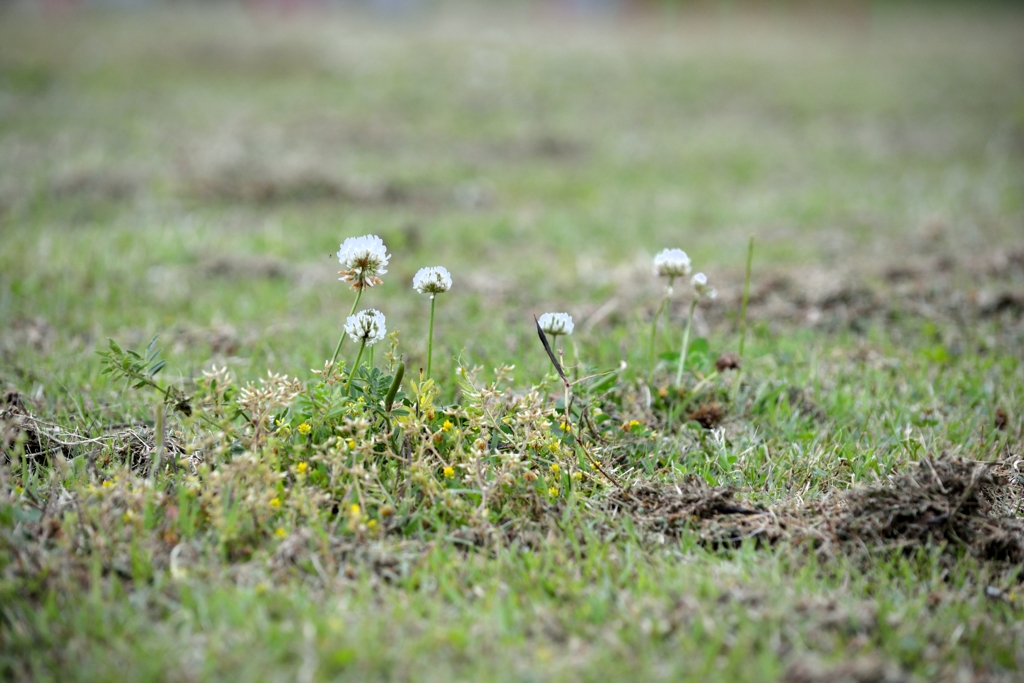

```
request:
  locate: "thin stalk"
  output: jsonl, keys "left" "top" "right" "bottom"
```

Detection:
{"left": 648, "top": 277, "right": 674, "bottom": 376}
{"left": 739, "top": 236, "right": 754, "bottom": 358}
{"left": 675, "top": 298, "right": 698, "bottom": 388}
{"left": 152, "top": 403, "right": 165, "bottom": 479}
{"left": 558, "top": 343, "right": 572, "bottom": 431}
{"left": 330, "top": 287, "right": 364, "bottom": 369}
{"left": 345, "top": 339, "right": 367, "bottom": 396}
{"left": 426, "top": 295, "right": 436, "bottom": 379}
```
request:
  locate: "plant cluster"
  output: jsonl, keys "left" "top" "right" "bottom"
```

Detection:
{"left": 85, "top": 235, "right": 732, "bottom": 556}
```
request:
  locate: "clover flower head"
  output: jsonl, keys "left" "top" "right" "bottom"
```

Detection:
{"left": 538, "top": 312, "right": 574, "bottom": 336}
{"left": 344, "top": 309, "right": 387, "bottom": 346}
{"left": 337, "top": 234, "right": 390, "bottom": 289}
{"left": 653, "top": 248, "right": 692, "bottom": 278}
{"left": 691, "top": 272, "right": 717, "bottom": 300}
{"left": 412, "top": 265, "right": 453, "bottom": 296}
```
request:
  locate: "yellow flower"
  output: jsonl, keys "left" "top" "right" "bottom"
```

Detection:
{"left": 549, "top": 463, "right": 560, "bottom": 474}
{"left": 367, "top": 519, "right": 378, "bottom": 531}
{"left": 349, "top": 503, "right": 361, "bottom": 517}
{"left": 622, "top": 419, "right": 641, "bottom": 431}
{"left": 14, "top": 485, "right": 23, "bottom": 494}
{"left": 347, "top": 439, "right": 356, "bottom": 450}
{"left": 296, "top": 462, "right": 308, "bottom": 475}
{"left": 547, "top": 487, "right": 559, "bottom": 497}
{"left": 572, "top": 471, "right": 583, "bottom": 481}
{"left": 269, "top": 497, "right": 281, "bottom": 508}
{"left": 443, "top": 466, "right": 455, "bottom": 479}
{"left": 274, "top": 527, "right": 288, "bottom": 538}
{"left": 297, "top": 422, "right": 312, "bottom": 435}
{"left": 559, "top": 421, "right": 570, "bottom": 432}
{"left": 441, "top": 420, "right": 453, "bottom": 432}
{"left": 102, "top": 480, "right": 114, "bottom": 488}
{"left": 548, "top": 443, "right": 560, "bottom": 453}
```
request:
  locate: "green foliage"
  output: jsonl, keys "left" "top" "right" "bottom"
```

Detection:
{"left": 2, "top": 5, "right": 1024, "bottom": 682}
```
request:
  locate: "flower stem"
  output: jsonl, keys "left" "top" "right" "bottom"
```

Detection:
{"left": 675, "top": 298, "right": 698, "bottom": 388}
{"left": 330, "top": 288, "right": 364, "bottom": 369}
{"left": 648, "top": 278, "right": 673, "bottom": 377}
{"left": 346, "top": 339, "right": 367, "bottom": 396}
{"left": 426, "top": 295, "right": 436, "bottom": 380}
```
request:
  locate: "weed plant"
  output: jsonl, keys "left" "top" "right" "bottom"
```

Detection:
{"left": 2, "top": 5, "right": 1024, "bottom": 682}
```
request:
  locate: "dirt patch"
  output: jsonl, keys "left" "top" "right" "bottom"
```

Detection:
{"left": 48, "top": 168, "right": 139, "bottom": 202}
{"left": 715, "top": 351, "right": 742, "bottom": 371}
{"left": 463, "top": 134, "right": 589, "bottom": 166}
{"left": 0, "top": 390, "right": 53, "bottom": 464}
{"left": 783, "top": 656, "right": 910, "bottom": 683}
{"left": 182, "top": 162, "right": 437, "bottom": 208}
{"left": 699, "top": 244, "right": 1024, "bottom": 343}
{"left": 1, "top": 395, "right": 189, "bottom": 474}
{"left": 199, "top": 254, "right": 291, "bottom": 281}
{"left": 609, "top": 454, "right": 1024, "bottom": 566}
{"left": 605, "top": 477, "right": 761, "bottom": 537}
{"left": 1, "top": 316, "right": 56, "bottom": 353}
{"left": 688, "top": 401, "right": 724, "bottom": 429}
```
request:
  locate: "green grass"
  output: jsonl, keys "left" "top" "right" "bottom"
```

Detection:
{"left": 2, "top": 3, "right": 1024, "bottom": 681}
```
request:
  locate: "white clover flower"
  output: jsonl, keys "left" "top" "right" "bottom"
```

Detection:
{"left": 653, "top": 248, "right": 692, "bottom": 279}
{"left": 691, "top": 272, "right": 717, "bottom": 300}
{"left": 344, "top": 309, "right": 387, "bottom": 346}
{"left": 412, "top": 266, "right": 452, "bottom": 296}
{"left": 538, "top": 312, "right": 574, "bottom": 336}
{"left": 337, "top": 234, "right": 390, "bottom": 290}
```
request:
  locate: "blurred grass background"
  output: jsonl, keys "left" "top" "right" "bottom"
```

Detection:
{"left": 1, "top": 0, "right": 1022, "bottom": 397}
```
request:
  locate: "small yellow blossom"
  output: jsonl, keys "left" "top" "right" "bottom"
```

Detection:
{"left": 559, "top": 421, "right": 570, "bottom": 431}
{"left": 366, "top": 519, "right": 378, "bottom": 531}
{"left": 622, "top": 419, "right": 641, "bottom": 431}
{"left": 102, "top": 480, "right": 114, "bottom": 488}
{"left": 573, "top": 471, "right": 583, "bottom": 481}
{"left": 14, "top": 485, "right": 23, "bottom": 494}
{"left": 441, "top": 419, "right": 453, "bottom": 432}
{"left": 349, "top": 503, "right": 361, "bottom": 517}
{"left": 347, "top": 439, "right": 356, "bottom": 450}
{"left": 548, "top": 487, "right": 559, "bottom": 497}
{"left": 269, "top": 497, "right": 281, "bottom": 508}
{"left": 443, "top": 466, "right": 455, "bottom": 479}
{"left": 548, "top": 443, "right": 560, "bottom": 453}
{"left": 549, "top": 463, "right": 560, "bottom": 474}
{"left": 296, "top": 462, "right": 308, "bottom": 475}
{"left": 274, "top": 527, "right": 288, "bottom": 538}
{"left": 297, "top": 422, "right": 312, "bottom": 435}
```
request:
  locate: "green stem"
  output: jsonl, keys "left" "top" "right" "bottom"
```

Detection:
{"left": 739, "top": 236, "right": 754, "bottom": 358}
{"left": 330, "top": 288, "right": 364, "bottom": 369}
{"left": 648, "top": 278, "right": 674, "bottom": 377}
{"left": 675, "top": 298, "right": 698, "bottom": 388}
{"left": 345, "top": 339, "right": 367, "bottom": 396}
{"left": 426, "top": 295, "right": 436, "bottom": 380}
